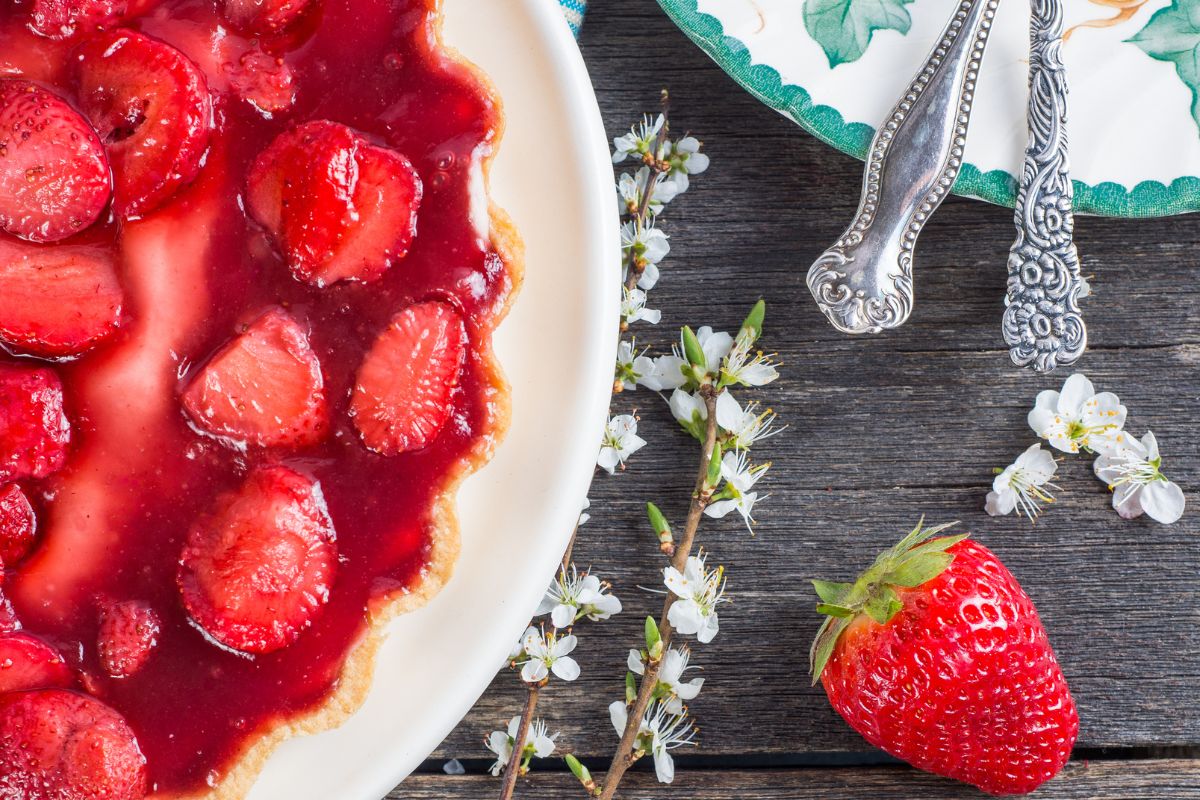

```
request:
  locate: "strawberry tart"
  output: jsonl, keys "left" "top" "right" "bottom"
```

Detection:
{"left": 0, "top": 0, "right": 520, "bottom": 795}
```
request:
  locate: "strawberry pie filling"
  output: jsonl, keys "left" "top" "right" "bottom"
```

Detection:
{"left": 0, "top": 0, "right": 512, "bottom": 794}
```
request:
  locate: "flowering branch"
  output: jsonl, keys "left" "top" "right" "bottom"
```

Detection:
{"left": 496, "top": 688, "right": 539, "bottom": 800}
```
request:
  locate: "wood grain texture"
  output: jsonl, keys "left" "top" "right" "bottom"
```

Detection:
{"left": 395, "top": 761, "right": 1200, "bottom": 798}
{"left": 422, "top": 0, "right": 1200, "bottom": 782}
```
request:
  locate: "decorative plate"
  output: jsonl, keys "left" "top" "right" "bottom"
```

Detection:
{"left": 659, "top": 0, "right": 1200, "bottom": 217}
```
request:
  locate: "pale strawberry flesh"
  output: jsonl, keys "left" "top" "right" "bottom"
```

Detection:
{"left": 0, "top": 237, "right": 123, "bottom": 357}
{"left": 0, "top": 363, "right": 70, "bottom": 482}
{"left": 27, "top": 0, "right": 122, "bottom": 39}
{"left": 75, "top": 29, "right": 213, "bottom": 218}
{"left": 0, "top": 631, "right": 74, "bottom": 692}
{"left": 0, "top": 79, "right": 112, "bottom": 243}
{"left": 351, "top": 301, "right": 466, "bottom": 455}
{"left": 0, "top": 689, "right": 147, "bottom": 800}
{"left": 177, "top": 465, "right": 337, "bottom": 654}
{"left": 182, "top": 307, "right": 328, "bottom": 449}
{"left": 0, "top": 482, "right": 37, "bottom": 565}
{"left": 222, "top": 0, "right": 314, "bottom": 34}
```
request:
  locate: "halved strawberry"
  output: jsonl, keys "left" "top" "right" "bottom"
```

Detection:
{"left": 227, "top": 48, "right": 296, "bottom": 115}
{"left": 75, "top": 29, "right": 213, "bottom": 219}
{"left": 0, "top": 592, "right": 18, "bottom": 633}
{"left": 181, "top": 308, "right": 327, "bottom": 449}
{"left": 0, "top": 237, "right": 123, "bottom": 357}
{"left": 0, "top": 689, "right": 147, "bottom": 800}
{"left": 0, "top": 483, "right": 37, "bottom": 565}
{"left": 97, "top": 599, "right": 159, "bottom": 678}
{"left": 222, "top": 0, "right": 315, "bottom": 34}
{"left": 247, "top": 122, "right": 422, "bottom": 286}
{"left": 0, "top": 632, "right": 74, "bottom": 693}
{"left": 27, "top": 0, "right": 123, "bottom": 39}
{"left": 178, "top": 465, "right": 337, "bottom": 654}
{"left": 0, "top": 364, "right": 71, "bottom": 482}
{"left": 0, "top": 80, "right": 112, "bottom": 243}
{"left": 350, "top": 301, "right": 466, "bottom": 455}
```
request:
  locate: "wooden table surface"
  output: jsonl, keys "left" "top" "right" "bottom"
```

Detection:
{"left": 400, "top": 0, "right": 1200, "bottom": 796}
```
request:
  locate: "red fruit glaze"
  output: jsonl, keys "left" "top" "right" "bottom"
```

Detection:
{"left": 226, "top": 48, "right": 296, "bottom": 114}
{"left": 223, "top": 0, "right": 314, "bottom": 34}
{"left": 0, "top": 483, "right": 38, "bottom": 565}
{"left": 181, "top": 307, "right": 328, "bottom": 448}
{"left": 820, "top": 539, "right": 1079, "bottom": 796}
{"left": 27, "top": 0, "right": 122, "bottom": 39}
{"left": 75, "top": 29, "right": 213, "bottom": 218}
{"left": 0, "top": 79, "right": 112, "bottom": 243}
{"left": 178, "top": 465, "right": 337, "bottom": 654}
{"left": 351, "top": 300, "right": 466, "bottom": 455}
{"left": 0, "top": 631, "right": 75, "bottom": 692}
{"left": 0, "top": 0, "right": 511, "bottom": 791}
{"left": 0, "top": 689, "right": 147, "bottom": 800}
{"left": 0, "top": 237, "right": 124, "bottom": 357}
{"left": 97, "top": 599, "right": 160, "bottom": 677}
{"left": 0, "top": 363, "right": 70, "bottom": 482}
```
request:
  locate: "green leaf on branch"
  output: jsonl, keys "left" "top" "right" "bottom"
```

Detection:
{"left": 645, "top": 616, "right": 663, "bottom": 659}
{"left": 737, "top": 299, "right": 766, "bottom": 345}
{"left": 681, "top": 325, "right": 706, "bottom": 371}
{"left": 803, "top": 0, "right": 915, "bottom": 68}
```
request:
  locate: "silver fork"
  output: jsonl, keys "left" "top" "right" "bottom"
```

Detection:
{"left": 806, "top": 0, "right": 1001, "bottom": 335}
{"left": 1002, "top": 0, "right": 1087, "bottom": 371}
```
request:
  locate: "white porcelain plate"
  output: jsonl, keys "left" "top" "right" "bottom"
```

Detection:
{"left": 245, "top": 0, "right": 619, "bottom": 797}
{"left": 660, "top": 0, "right": 1200, "bottom": 217}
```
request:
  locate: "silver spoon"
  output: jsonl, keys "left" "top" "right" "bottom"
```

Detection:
{"left": 1002, "top": 0, "right": 1086, "bottom": 371}
{"left": 807, "top": 0, "right": 1001, "bottom": 335}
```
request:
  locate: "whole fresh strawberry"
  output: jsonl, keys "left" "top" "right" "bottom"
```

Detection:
{"left": 810, "top": 520, "right": 1078, "bottom": 796}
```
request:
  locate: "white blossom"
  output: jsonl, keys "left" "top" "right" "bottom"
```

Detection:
{"left": 665, "top": 136, "right": 709, "bottom": 192}
{"left": 486, "top": 716, "right": 558, "bottom": 777}
{"left": 1094, "top": 431, "right": 1186, "bottom": 524}
{"left": 1028, "top": 373, "right": 1126, "bottom": 454}
{"left": 641, "top": 354, "right": 688, "bottom": 392}
{"left": 985, "top": 443, "right": 1060, "bottom": 522}
{"left": 636, "top": 260, "right": 660, "bottom": 291}
{"left": 663, "top": 553, "right": 728, "bottom": 644}
{"left": 620, "top": 220, "right": 669, "bottom": 270}
{"left": 519, "top": 628, "right": 580, "bottom": 684}
{"left": 612, "top": 114, "right": 665, "bottom": 163}
{"left": 615, "top": 340, "right": 656, "bottom": 390}
{"left": 669, "top": 389, "right": 707, "bottom": 440}
{"left": 617, "top": 167, "right": 680, "bottom": 217}
{"left": 714, "top": 392, "right": 782, "bottom": 449}
{"left": 621, "top": 287, "right": 661, "bottom": 326}
{"left": 578, "top": 497, "right": 591, "bottom": 527}
{"left": 536, "top": 566, "right": 622, "bottom": 629}
{"left": 509, "top": 625, "right": 537, "bottom": 662}
{"left": 628, "top": 646, "right": 704, "bottom": 714}
{"left": 691, "top": 326, "right": 734, "bottom": 373}
{"left": 609, "top": 699, "right": 697, "bottom": 784}
{"left": 704, "top": 449, "right": 768, "bottom": 530}
{"left": 720, "top": 329, "right": 778, "bottom": 387}
{"left": 598, "top": 414, "right": 646, "bottom": 474}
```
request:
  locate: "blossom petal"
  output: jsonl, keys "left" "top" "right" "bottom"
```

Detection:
{"left": 628, "top": 649, "right": 645, "bottom": 674}
{"left": 522, "top": 660, "right": 548, "bottom": 683}
{"left": 552, "top": 655, "right": 580, "bottom": 682}
{"left": 1057, "top": 373, "right": 1095, "bottom": 415}
{"left": 704, "top": 499, "right": 737, "bottom": 519}
{"left": 697, "top": 613, "right": 719, "bottom": 644}
{"left": 597, "top": 447, "right": 619, "bottom": 474}
{"left": 1140, "top": 480, "right": 1185, "bottom": 524}
{"left": 653, "top": 746, "right": 675, "bottom": 784}
{"left": 676, "top": 677, "right": 704, "bottom": 701}
{"left": 715, "top": 391, "right": 743, "bottom": 432}
{"left": 1016, "top": 443, "right": 1057, "bottom": 485}
{"left": 668, "top": 600, "right": 702, "bottom": 636}
{"left": 1080, "top": 391, "right": 1127, "bottom": 434}
{"left": 985, "top": 490, "right": 1014, "bottom": 516}
{"left": 551, "top": 604, "right": 575, "bottom": 630}
{"left": 609, "top": 700, "right": 629, "bottom": 735}
{"left": 1112, "top": 483, "right": 1144, "bottom": 520}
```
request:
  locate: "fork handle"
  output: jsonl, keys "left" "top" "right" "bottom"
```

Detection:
{"left": 807, "top": 0, "right": 1001, "bottom": 335}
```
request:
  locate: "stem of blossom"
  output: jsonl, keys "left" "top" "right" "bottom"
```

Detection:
{"left": 596, "top": 389, "right": 718, "bottom": 800}
{"left": 622, "top": 91, "right": 672, "bottom": 296}
{"left": 498, "top": 686, "right": 540, "bottom": 800}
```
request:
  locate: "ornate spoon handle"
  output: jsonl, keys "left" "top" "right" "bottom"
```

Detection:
{"left": 1002, "top": 0, "right": 1086, "bottom": 371}
{"left": 807, "top": 0, "right": 1000, "bottom": 335}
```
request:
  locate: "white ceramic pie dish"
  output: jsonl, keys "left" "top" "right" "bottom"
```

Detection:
{"left": 244, "top": 0, "right": 619, "bottom": 796}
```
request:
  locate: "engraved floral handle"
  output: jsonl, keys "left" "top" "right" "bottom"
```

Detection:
{"left": 1002, "top": 0, "right": 1086, "bottom": 371}
{"left": 806, "top": 0, "right": 1001, "bottom": 335}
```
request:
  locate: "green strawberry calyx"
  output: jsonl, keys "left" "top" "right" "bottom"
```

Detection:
{"left": 808, "top": 518, "right": 969, "bottom": 685}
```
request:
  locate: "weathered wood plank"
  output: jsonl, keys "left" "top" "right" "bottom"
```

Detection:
{"left": 393, "top": 761, "right": 1200, "bottom": 798}
{"left": 430, "top": 0, "right": 1200, "bottom": 768}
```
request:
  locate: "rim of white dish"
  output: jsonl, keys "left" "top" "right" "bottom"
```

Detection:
{"left": 658, "top": 0, "right": 1200, "bottom": 219}
{"left": 244, "top": 0, "right": 619, "bottom": 797}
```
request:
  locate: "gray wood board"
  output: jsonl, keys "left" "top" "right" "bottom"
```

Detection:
{"left": 395, "top": 761, "right": 1200, "bottom": 798}
{"left": 429, "top": 0, "right": 1200, "bottom": 770}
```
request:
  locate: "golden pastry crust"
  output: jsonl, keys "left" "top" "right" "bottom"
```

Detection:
{"left": 166, "top": 6, "right": 524, "bottom": 798}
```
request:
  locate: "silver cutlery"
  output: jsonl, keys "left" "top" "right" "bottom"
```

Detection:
{"left": 1002, "top": 0, "right": 1086, "bottom": 371}
{"left": 807, "top": 0, "right": 1001, "bottom": 335}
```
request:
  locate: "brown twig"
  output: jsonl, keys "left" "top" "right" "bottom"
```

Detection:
{"left": 596, "top": 389, "right": 719, "bottom": 800}
{"left": 497, "top": 685, "right": 540, "bottom": 800}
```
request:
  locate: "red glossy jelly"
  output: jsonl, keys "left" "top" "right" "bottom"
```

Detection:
{"left": 0, "top": 0, "right": 514, "bottom": 793}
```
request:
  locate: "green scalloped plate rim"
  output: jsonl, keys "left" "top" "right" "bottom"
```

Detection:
{"left": 657, "top": 0, "right": 1200, "bottom": 218}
